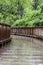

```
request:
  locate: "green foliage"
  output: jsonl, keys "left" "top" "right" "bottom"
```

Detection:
{"left": 0, "top": 0, "right": 43, "bottom": 27}
{"left": 32, "top": 0, "right": 39, "bottom": 10}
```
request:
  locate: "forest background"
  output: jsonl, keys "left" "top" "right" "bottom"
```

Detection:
{"left": 0, "top": 0, "right": 43, "bottom": 27}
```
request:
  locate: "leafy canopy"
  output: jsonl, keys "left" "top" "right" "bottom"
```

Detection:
{"left": 0, "top": 0, "right": 43, "bottom": 27}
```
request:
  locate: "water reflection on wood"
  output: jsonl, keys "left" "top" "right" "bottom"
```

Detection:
{"left": 0, "top": 35, "right": 43, "bottom": 65}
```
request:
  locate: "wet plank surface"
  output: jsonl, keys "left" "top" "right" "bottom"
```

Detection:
{"left": 0, "top": 35, "right": 43, "bottom": 65}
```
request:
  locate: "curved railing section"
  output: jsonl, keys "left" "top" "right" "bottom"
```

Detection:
{"left": 11, "top": 27, "right": 43, "bottom": 39}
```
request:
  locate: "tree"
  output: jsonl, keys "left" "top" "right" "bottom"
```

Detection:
{"left": 32, "top": 0, "right": 39, "bottom": 10}
{"left": 17, "top": 0, "right": 24, "bottom": 19}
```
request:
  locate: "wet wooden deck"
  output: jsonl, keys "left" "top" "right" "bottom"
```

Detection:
{"left": 0, "top": 35, "right": 43, "bottom": 65}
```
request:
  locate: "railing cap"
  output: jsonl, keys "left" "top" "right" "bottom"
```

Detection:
{"left": 11, "top": 26, "right": 43, "bottom": 29}
{"left": 0, "top": 23, "right": 11, "bottom": 27}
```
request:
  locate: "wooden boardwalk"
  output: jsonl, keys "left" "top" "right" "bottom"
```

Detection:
{"left": 0, "top": 35, "right": 43, "bottom": 65}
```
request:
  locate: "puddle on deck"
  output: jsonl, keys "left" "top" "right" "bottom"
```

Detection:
{"left": 0, "top": 35, "right": 43, "bottom": 65}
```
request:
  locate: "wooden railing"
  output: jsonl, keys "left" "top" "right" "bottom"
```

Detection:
{"left": 0, "top": 23, "right": 11, "bottom": 43}
{"left": 11, "top": 27, "right": 43, "bottom": 39}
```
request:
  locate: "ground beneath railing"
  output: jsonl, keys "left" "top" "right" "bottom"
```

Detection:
{"left": 0, "top": 35, "right": 43, "bottom": 65}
